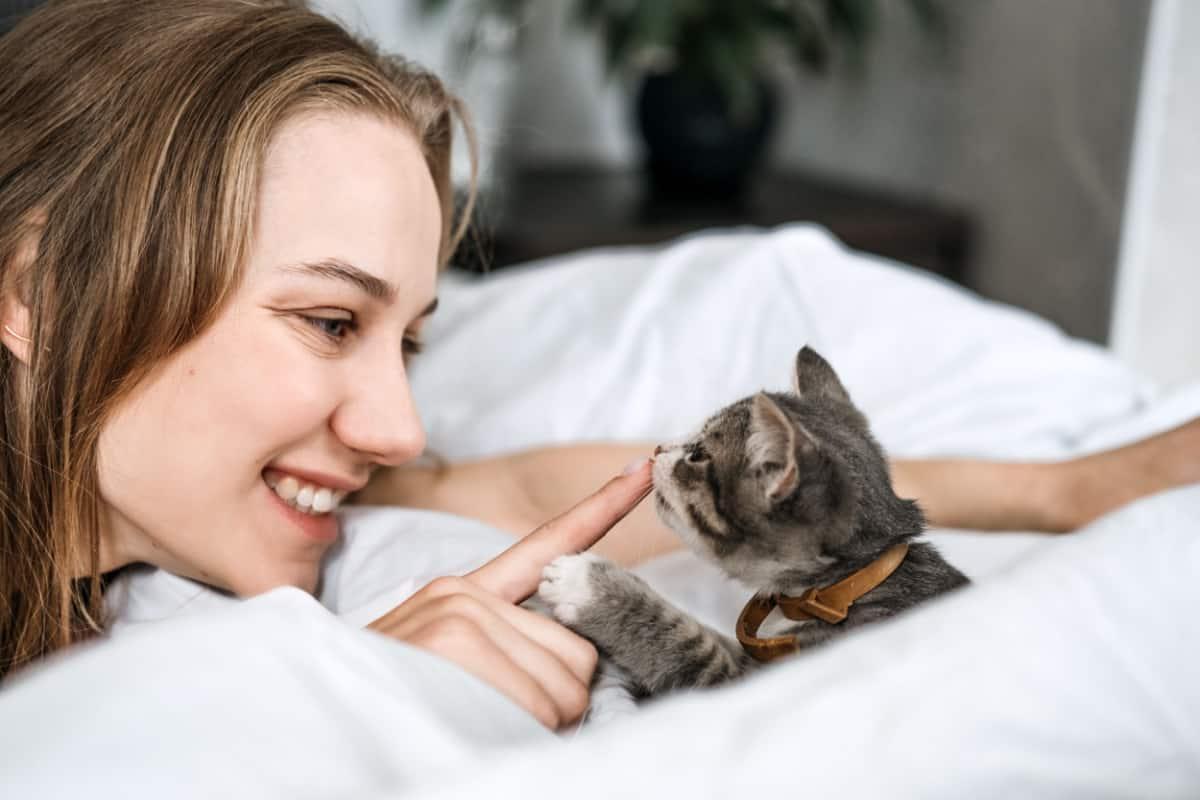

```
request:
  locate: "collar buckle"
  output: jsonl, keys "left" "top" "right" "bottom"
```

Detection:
{"left": 784, "top": 588, "right": 848, "bottom": 624}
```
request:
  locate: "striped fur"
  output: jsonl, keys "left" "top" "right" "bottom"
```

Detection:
{"left": 538, "top": 347, "right": 967, "bottom": 702}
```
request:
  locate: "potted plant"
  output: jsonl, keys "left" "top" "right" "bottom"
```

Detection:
{"left": 583, "top": 0, "right": 944, "bottom": 195}
{"left": 423, "top": 0, "right": 943, "bottom": 195}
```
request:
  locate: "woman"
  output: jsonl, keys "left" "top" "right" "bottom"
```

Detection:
{"left": 0, "top": 0, "right": 641, "bottom": 731}
{"left": 1, "top": 0, "right": 1196, "bottom": 731}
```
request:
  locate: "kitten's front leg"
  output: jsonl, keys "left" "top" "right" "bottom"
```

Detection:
{"left": 538, "top": 553, "right": 752, "bottom": 695}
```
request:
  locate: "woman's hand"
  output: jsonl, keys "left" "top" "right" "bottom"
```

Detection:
{"left": 355, "top": 444, "right": 682, "bottom": 566}
{"left": 366, "top": 458, "right": 653, "bottom": 729}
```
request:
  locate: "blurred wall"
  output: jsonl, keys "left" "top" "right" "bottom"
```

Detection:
{"left": 504, "top": 0, "right": 1149, "bottom": 344}
{"left": 1111, "top": 0, "right": 1200, "bottom": 390}
{"left": 318, "top": 1, "right": 1151, "bottom": 343}
{"left": 787, "top": 0, "right": 1149, "bottom": 347}
{"left": 0, "top": 0, "right": 42, "bottom": 35}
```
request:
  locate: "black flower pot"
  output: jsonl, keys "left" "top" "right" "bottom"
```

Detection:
{"left": 635, "top": 70, "right": 778, "bottom": 198}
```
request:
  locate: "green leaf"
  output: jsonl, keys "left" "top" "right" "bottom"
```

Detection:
{"left": 699, "top": 28, "right": 760, "bottom": 122}
{"left": 825, "top": 0, "right": 878, "bottom": 43}
{"left": 417, "top": 0, "right": 452, "bottom": 16}
{"left": 604, "top": 12, "right": 638, "bottom": 75}
{"left": 630, "top": 0, "right": 681, "bottom": 49}
{"left": 778, "top": 2, "right": 832, "bottom": 74}
{"left": 451, "top": 0, "right": 950, "bottom": 88}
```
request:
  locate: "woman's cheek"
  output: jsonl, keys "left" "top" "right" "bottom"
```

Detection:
{"left": 223, "top": 328, "right": 339, "bottom": 436}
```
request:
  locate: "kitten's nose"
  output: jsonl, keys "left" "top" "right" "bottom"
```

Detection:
{"left": 654, "top": 445, "right": 665, "bottom": 456}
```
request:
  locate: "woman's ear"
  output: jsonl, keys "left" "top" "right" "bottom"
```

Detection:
{"left": 1, "top": 296, "right": 35, "bottom": 363}
{"left": 2, "top": 215, "right": 44, "bottom": 364}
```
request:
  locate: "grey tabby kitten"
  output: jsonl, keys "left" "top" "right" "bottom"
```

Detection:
{"left": 538, "top": 346, "right": 968, "bottom": 697}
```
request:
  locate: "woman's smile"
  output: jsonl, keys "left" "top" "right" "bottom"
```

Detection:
{"left": 261, "top": 477, "right": 340, "bottom": 544}
{"left": 262, "top": 466, "right": 355, "bottom": 513}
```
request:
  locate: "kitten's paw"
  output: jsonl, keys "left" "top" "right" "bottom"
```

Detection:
{"left": 538, "top": 553, "right": 603, "bottom": 624}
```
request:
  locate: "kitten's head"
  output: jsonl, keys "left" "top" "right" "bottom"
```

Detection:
{"left": 651, "top": 346, "right": 921, "bottom": 593}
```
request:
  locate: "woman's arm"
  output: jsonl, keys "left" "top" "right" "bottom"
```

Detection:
{"left": 904, "top": 416, "right": 1200, "bottom": 532}
{"left": 356, "top": 418, "right": 1200, "bottom": 565}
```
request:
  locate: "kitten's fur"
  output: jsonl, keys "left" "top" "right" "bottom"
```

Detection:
{"left": 538, "top": 346, "right": 968, "bottom": 698}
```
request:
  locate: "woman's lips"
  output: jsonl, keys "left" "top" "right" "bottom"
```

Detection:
{"left": 263, "top": 476, "right": 339, "bottom": 543}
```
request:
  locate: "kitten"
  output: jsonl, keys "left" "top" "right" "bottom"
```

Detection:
{"left": 538, "top": 346, "right": 968, "bottom": 697}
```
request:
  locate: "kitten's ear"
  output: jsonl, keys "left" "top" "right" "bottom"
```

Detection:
{"left": 749, "top": 392, "right": 813, "bottom": 502}
{"left": 792, "top": 346, "right": 850, "bottom": 403}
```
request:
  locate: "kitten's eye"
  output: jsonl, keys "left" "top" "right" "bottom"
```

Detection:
{"left": 753, "top": 461, "right": 780, "bottom": 479}
{"left": 687, "top": 446, "right": 709, "bottom": 464}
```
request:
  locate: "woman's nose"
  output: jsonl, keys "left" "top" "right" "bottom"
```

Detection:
{"left": 333, "top": 366, "right": 426, "bottom": 467}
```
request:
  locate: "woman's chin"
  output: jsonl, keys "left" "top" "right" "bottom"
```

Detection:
{"left": 226, "top": 562, "right": 321, "bottom": 598}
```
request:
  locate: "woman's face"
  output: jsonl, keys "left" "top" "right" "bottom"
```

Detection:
{"left": 96, "top": 112, "right": 441, "bottom": 595}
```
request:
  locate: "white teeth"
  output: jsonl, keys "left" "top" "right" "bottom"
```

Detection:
{"left": 276, "top": 476, "right": 299, "bottom": 501}
{"left": 265, "top": 472, "right": 347, "bottom": 516}
{"left": 295, "top": 486, "right": 314, "bottom": 509}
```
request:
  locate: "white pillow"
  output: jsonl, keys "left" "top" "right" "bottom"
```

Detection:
{"left": 413, "top": 225, "right": 1152, "bottom": 461}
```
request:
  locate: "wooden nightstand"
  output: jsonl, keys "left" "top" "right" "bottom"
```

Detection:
{"left": 458, "top": 165, "right": 973, "bottom": 284}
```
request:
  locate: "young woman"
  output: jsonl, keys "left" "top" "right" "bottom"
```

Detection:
{"left": 2, "top": 0, "right": 1197, "bottom": 731}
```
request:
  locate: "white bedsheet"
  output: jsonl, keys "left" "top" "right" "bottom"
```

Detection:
{"left": 416, "top": 486, "right": 1200, "bottom": 800}
{"left": 3, "top": 488, "right": 1196, "bottom": 799}
{"left": 2, "top": 226, "right": 1197, "bottom": 796}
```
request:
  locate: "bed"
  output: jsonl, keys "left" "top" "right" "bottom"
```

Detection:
{"left": 2, "top": 225, "right": 1197, "bottom": 797}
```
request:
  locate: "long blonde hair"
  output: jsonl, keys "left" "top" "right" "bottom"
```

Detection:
{"left": 0, "top": 0, "right": 476, "bottom": 679}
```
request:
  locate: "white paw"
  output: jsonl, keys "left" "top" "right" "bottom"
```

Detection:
{"left": 537, "top": 553, "right": 600, "bottom": 624}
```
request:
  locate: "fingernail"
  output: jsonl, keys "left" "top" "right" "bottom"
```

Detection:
{"left": 621, "top": 457, "right": 649, "bottom": 476}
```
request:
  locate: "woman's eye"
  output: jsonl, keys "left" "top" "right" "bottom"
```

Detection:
{"left": 303, "top": 314, "right": 355, "bottom": 342}
{"left": 297, "top": 311, "right": 423, "bottom": 358}
{"left": 402, "top": 335, "right": 424, "bottom": 359}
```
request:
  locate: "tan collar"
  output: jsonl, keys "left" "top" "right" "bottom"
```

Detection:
{"left": 736, "top": 541, "right": 910, "bottom": 663}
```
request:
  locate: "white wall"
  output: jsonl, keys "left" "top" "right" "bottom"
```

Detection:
{"left": 309, "top": 0, "right": 520, "bottom": 190}
{"left": 1111, "top": 0, "right": 1200, "bottom": 391}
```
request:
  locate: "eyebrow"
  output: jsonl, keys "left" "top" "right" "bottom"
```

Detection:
{"left": 279, "top": 258, "right": 397, "bottom": 302}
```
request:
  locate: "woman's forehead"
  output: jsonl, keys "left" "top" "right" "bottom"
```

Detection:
{"left": 249, "top": 112, "right": 441, "bottom": 305}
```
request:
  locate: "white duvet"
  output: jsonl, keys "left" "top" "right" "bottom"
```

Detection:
{"left": 2, "top": 226, "right": 1197, "bottom": 797}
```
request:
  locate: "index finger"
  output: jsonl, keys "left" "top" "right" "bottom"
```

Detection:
{"left": 468, "top": 459, "right": 653, "bottom": 602}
